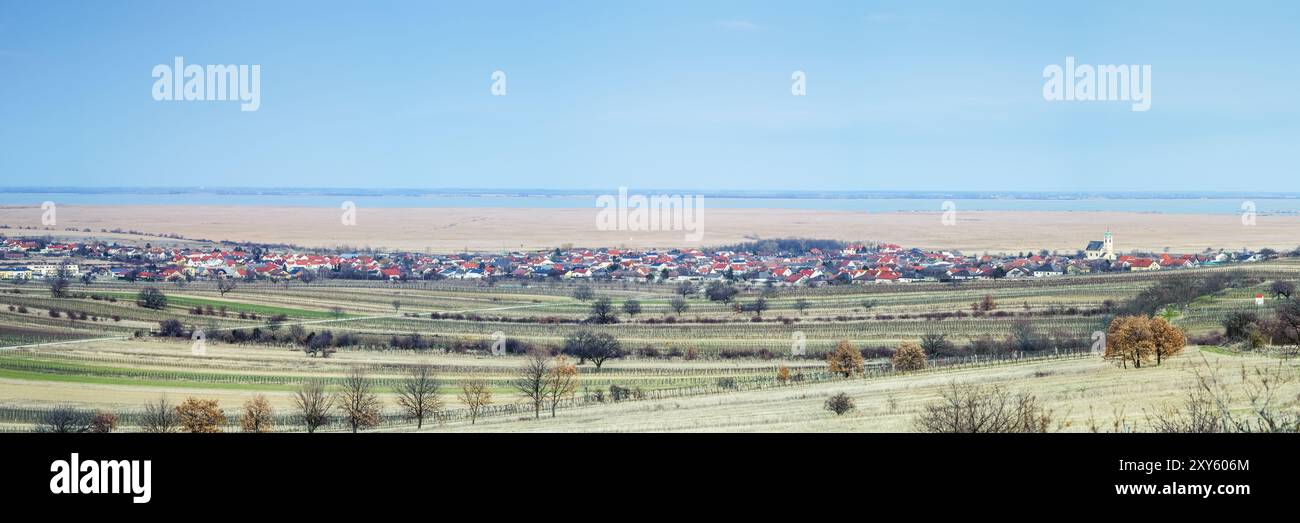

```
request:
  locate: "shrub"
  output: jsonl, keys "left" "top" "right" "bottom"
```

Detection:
{"left": 824, "top": 393, "right": 855, "bottom": 416}
{"left": 157, "top": 319, "right": 186, "bottom": 337}
{"left": 892, "top": 341, "right": 928, "bottom": 372}
{"left": 1222, "top": 311, "right": 1261, "bottom": 344}
{"left": 919, "top": 333, "right": 954, "bottom": 357}
{"left": 36, "top": 406, "right": 92, "bottom": 433}
{"left": 90, "top": 411, "right": 119, "bottom": 433}
{"left": 137, "top": 287, "right": 168, "bottom": 310}
{"left": 608, "top": 384, "right": 632, "bottom": 402}
{"left": 914, "top": 382, "right": 1056, "bottom": 433}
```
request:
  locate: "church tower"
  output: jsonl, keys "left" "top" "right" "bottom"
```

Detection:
{"left": 1103, "top": 230, "right": 1114, "bottom": 260}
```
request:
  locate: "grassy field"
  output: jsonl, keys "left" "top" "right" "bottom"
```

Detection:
{"left": 1, "top": 259, "right": 1298, "bottom": 431}
{"left": 429, "top": 348, "right": 1300, "bottom": 433}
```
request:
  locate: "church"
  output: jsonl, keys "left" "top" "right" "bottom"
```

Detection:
{"left": 1084, "top": 231, "right": 1116, "bottom": 261}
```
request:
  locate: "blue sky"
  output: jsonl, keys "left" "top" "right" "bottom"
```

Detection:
{"left": 0, "top": 1, "right": 1297, "bottom": 191}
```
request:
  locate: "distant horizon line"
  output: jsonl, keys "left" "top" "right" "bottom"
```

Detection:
{"left": 2, "top": 186, "right": 1298, "bottom": 200}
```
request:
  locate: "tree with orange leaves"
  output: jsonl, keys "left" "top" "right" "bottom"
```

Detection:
{"left": 776, "top": 365, "right": 791, "bottom": 384}
{"left": 892, "top": 341, "right": 928, "bottom": 372}
{"left": 826, "top": 340, "right": 865, "bottom": 378}
{"left": 1105, "top": 315, "right": 1186, "bottom": 368}
{"left": 176, "top": 397, "right": 226, "bottom": 433}
{"left": 545, "top": 356, "right": 578, "bottom": 418}
{"left": 239, "top": 395, "right": 275, "bottom": 433}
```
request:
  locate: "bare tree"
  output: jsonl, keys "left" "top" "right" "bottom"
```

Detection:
{"left": 294, "top": 382, "right": 333, "bottom": 433}
{"left": 675, "top": 281, "right": 694, "bottom": 297}
{"left": 239, "top": 395, "right": 275, "bottom": 433}
{"left": 669, "top": 295, "right": 689, "bottom": 315}
{"left": 913, "top": 382, "right": 1057, "bottom": 433}
{"left": 561, "top": 330, "right": 623, "bottom": 371}
{"left": 1271, "top": 280, "right": 1295, "bottom": 300}
{"left": 589, "top": 297, "right": 616, "bottom": 324}
{"left": 514, "top": 352, "right": 550, "bottom": 419}
{"left": 216, "top": 278, "right": 237, "bottom": 297}
{"left": 47, "top": 265, "right": 72, "bottom": 298}
{"left": 544, "top": 356, "right": 578, "bottom": 417}
{"left": 1148, "top": 357, "right": 1300, "bottom": 433}
{"left": 396, "top": 365, "right": 443, "bottom": 429}
{"left": 339, "top": 368, "right": 382, "bottom": 433}
{"left": 458, "top": 380, "right": 492, "bottom": 425}
{"left": 36, "top": 405, "right": 92, "bottom": 433}
{"left": 794, "top": 298, "right": 810, "bottom": 315}
{"left": 140, "top": 395, "right": 179, "bottom": 433}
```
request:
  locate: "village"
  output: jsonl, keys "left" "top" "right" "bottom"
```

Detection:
{"left": 0, "top": 231, "right": 1274, "bottom": 286}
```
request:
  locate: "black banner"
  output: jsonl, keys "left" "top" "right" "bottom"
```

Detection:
{"left": 0, "top": 434, "right": 1287, "bottom": 514}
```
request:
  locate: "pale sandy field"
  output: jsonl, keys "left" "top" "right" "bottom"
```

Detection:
{"left": 434, "top": 349, "right": 1300, "bottom": 433}
{"left": 1, "top": 204, "right": 1296, "bottom": 254}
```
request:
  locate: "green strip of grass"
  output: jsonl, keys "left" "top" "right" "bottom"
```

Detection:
{"left": 0, "top": 367, "right": 295, "bottom": 391}
{"left": 0, "top": 355, "right": 694, "bottom": 394}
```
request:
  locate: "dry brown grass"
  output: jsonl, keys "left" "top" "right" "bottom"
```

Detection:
{"left": 431, "top": 348, "right": 1300, "bottom": 432}
{"left": 3, "top": 205, "right": 1298, "bottom": 253}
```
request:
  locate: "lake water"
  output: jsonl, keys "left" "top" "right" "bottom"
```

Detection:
{"left": 0, "top": 191, "right": 1296, "bottom": 214}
